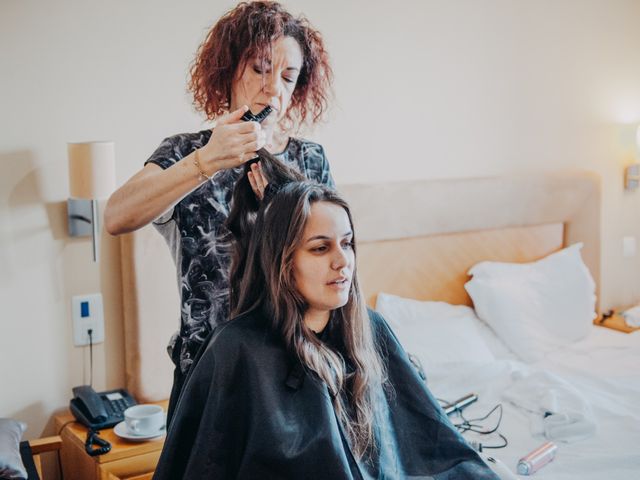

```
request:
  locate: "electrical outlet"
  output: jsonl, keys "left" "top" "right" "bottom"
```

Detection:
{"left": 71, "top": 294, "right": 105, "bottom": 346}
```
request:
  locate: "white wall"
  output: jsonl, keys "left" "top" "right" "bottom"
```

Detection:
{"left": 2, "top": 0, "right": 640, "bottom": 451}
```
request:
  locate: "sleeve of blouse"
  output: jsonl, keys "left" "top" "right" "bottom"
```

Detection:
{"left": 303, "top": 142, "right": 335, "bottom": 188}
{"left": 320, "top": 145, "right": 336, "bottom": 189}
{"left": 144, "top": 136, "right": 183, "bottom": 170}
{"left": 142, "top": 134, "right": 193, "bottom": 224}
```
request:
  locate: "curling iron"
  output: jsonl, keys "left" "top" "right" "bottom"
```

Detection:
{"left": 443, "top": 393, "right": 479, "bottom": 416}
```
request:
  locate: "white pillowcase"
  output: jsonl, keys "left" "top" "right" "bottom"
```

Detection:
{"left": 465, "top": 242, "right": 596, "bottom": 363}
{"left": 375, "top": 293, "right": 496, "bottom": 372}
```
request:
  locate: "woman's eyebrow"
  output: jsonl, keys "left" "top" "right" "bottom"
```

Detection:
{"left": 254, "top": 60, "right": 300, "bottom": 72}
{"left": 305, "top": 231, "right": 353, "bottom": 243}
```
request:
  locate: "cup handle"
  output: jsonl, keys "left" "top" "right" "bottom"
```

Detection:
{"left": 129, "top": 420, "right": 139, "bottom": 432}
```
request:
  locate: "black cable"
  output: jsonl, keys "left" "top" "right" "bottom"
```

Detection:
{"left": 57, "top": 448, "right": 64, "bottom": 480}
{"left": 440, "top": 398, "right": 509, "bottom": 451}
{"left": 85, "top": 429, "right": 111, "bottom": 456}
{"left": 88, "top": 328, "right": 93, "bottom": 388}
{"left": 56, "top": 420, "right": 76, "bottom": 436}
{"left": 56, "top": 419, "right": 77, "bottom": 478}
{"left": 479, "top": 433, "right": 508, "bottom": 450}
{"left": 457, "top": 404, "right": 503, "bottom": 435}
{"left": 57, "top": 449, "right": 63, "bottom": 478}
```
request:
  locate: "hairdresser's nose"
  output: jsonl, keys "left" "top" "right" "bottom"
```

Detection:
{"left": 262, "top": 73, "right": 281, "bottom": 97}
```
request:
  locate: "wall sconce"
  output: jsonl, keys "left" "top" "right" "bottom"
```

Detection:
{"left": 625, "top": 126, "right": 640, "bottom": 190}
{"left": 67, "top": 141, "right": 116, "bottom": 262}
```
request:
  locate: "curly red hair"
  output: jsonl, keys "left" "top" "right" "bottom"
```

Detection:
{"left": 189, "top": 1, "right": 333, "bottom": 127}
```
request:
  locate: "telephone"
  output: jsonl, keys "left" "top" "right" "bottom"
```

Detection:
{"left": 70, "top": 385, "right": 137, "bottom": 430}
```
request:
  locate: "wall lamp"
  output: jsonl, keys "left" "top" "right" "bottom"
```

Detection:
{"left": 67, "top": 141, "right": 116, "bottom": 262}
{"left": 625, "top": 126, "right": 640, "bottom": 190}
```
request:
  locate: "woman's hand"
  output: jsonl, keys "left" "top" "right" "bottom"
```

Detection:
{"left": 247, "top": 162, "right": 269, "bottom": 200}
{"left": 199, "top": 105, "right": 267, "bottom": 175}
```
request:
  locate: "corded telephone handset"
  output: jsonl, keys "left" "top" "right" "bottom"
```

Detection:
{"left": 70, "top": 385, "right": 137, "bottom": 456}
{"left": 70, "top": 385, "right": 137, "bottom": 430}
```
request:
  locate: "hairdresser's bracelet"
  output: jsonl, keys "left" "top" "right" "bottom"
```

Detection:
{"left": 193, "top": 149, "right": 214, "bottom": 182}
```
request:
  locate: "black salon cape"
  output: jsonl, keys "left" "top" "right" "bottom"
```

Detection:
{"left": 153, "top": 309, "right": 498, "bottom": 480}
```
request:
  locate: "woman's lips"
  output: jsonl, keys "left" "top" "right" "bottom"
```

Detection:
{"left": 327, "top": 279, "right": 350, "bottom": 290}
{"left": 257, "top": 103, "right": 278, "bottom": 113}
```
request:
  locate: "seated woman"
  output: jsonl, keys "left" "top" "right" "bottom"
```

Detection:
{"left": 153, "top": 156, "right": 498, "bottom": 479}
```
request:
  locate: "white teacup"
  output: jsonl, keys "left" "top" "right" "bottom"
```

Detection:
{"left": 124, "top": 404, "right": 165, "bottom": 436}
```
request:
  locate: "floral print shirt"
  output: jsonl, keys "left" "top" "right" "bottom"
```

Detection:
{"left": 146, "top": 130, "right": 334, "bottom": 373}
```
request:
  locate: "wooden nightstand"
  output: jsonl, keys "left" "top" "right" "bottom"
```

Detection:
{"left": 595, "top": 311, "right": 640, "bottom": 334}
{"left": 54, "top": 400, "right": 168, "bottom": 480}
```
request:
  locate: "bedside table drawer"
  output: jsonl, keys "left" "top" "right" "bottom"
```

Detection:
{"left": 100, "top": 450, "right": 161, "bottom": 480}
{"left": 108, "top": 473, "right": 154, "bottom": 480}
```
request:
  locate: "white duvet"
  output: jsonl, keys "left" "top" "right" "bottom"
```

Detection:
{"left": 425, "top": 326, "right": 640, "bottom": 479}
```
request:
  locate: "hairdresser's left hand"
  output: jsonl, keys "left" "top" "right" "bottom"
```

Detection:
{"left": 247, "top": 162, "right": 269, "bottom": 200}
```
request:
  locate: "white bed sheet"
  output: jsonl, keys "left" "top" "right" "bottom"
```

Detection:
{"left": 424, "top": 326, "right": 640, "bottom": 479}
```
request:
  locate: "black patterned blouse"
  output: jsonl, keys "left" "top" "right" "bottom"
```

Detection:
{"left": 145, "top": 130, "right": 335, "bottom": 373}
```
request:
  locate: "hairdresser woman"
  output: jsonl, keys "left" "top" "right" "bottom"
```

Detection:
{"left": 104, "top": 1, "right": 334, "bottom": 423}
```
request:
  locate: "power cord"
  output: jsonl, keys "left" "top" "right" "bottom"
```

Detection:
{"left": 56, "top": 420, "right": 77, "bottom": 478}
{"left": 438, "top": 398, "right": 509, "bottom": 452}
{"left": 88, "top": 328, "right": 93, "bottom": 387}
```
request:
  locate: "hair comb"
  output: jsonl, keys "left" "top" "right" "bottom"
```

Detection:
{"left": 240, "top": 105, "right": 273, "bottom": 168}
{"left": 240, "top": 105, "right": 273, "bottom": 123}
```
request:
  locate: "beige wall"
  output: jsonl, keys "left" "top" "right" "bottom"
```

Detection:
{"left": 2, "top": 0, "right": 640, "bottom": 450}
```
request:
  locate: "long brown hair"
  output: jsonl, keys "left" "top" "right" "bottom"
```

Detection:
{"left": 188, "top": 1, "right": 333, "bottom": 126}
{"left": 226, "top": 154, "right": 385, "bottom": 459}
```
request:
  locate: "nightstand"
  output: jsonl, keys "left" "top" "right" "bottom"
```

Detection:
{"left": 595, "top": 311, "right": 640, "bottom": 334}
{"left": 54, "top": 400, "right": 168, "bottom": 480}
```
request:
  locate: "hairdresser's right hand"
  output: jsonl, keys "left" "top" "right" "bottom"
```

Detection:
{"left": 198, "top": 105, "right": 267, "bottom": 175}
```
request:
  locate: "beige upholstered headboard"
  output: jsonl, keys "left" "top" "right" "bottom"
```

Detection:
{"left": 343, "top": 172, "right": 601, "bottom": 308}
{"left": 120, "top": 171, "right": 601, "bottom": 402}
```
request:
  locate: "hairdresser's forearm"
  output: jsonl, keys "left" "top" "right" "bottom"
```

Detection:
{"left": 104, "top": 152, "right": 215, "bottom": 235}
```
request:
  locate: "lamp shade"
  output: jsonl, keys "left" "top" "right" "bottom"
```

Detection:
{"left": 68, "top": 141, "right": 116, "bottom": 199}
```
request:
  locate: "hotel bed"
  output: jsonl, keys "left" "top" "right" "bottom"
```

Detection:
{"left": 120, "top": 171, "right": 640, "bottom": 478}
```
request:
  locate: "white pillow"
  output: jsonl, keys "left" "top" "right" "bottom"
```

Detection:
{"left": 375, "top": 293, "right": 496, "bottom": 372}
{"left": 464, "top": 243, "right": 596, "bottom": 363}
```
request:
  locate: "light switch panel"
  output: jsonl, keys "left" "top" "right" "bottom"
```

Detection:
{"left": 71, "top": 294, "right": 105, "bottom": 346}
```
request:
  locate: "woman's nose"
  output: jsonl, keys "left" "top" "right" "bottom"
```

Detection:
{"left": 331, "top": 247, "right": 349, "bottom": 270}
{"left": 262, "top": 73, "right": 280, "bottom": 96}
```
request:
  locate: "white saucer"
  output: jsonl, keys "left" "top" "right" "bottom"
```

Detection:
{"left": 113, "top": 421, "right": 166, "bottom": 441}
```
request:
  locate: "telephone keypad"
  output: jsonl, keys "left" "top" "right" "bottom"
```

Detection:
{"left": 106, "top": 397, "right": 134, "bottom": 419}
{"left": 99, "top": 390, "right": 136, "bottom": 422}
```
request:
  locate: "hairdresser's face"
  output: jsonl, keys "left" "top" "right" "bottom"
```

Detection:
{"left": 293, "top": 202, "right": 355, "bottom": 321}
{"left": 230, "top": 36, "right": 303, "bottom": 129}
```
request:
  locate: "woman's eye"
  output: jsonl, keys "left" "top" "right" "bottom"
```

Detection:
{"left": 283, "top": 76, "right": 295, "bottom": 84}
{"left": 253, "top": 64, "right": 272, "bottom": 74}
{"left": 311, "top": 245, "right": 328, "bottom": 253}
{"left": 342, "top": 241, "right": 354, "bottom": 250}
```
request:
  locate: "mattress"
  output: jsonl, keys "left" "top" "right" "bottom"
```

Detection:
{"left": 425, "top": 326, "right": 640, "bottom": 479}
